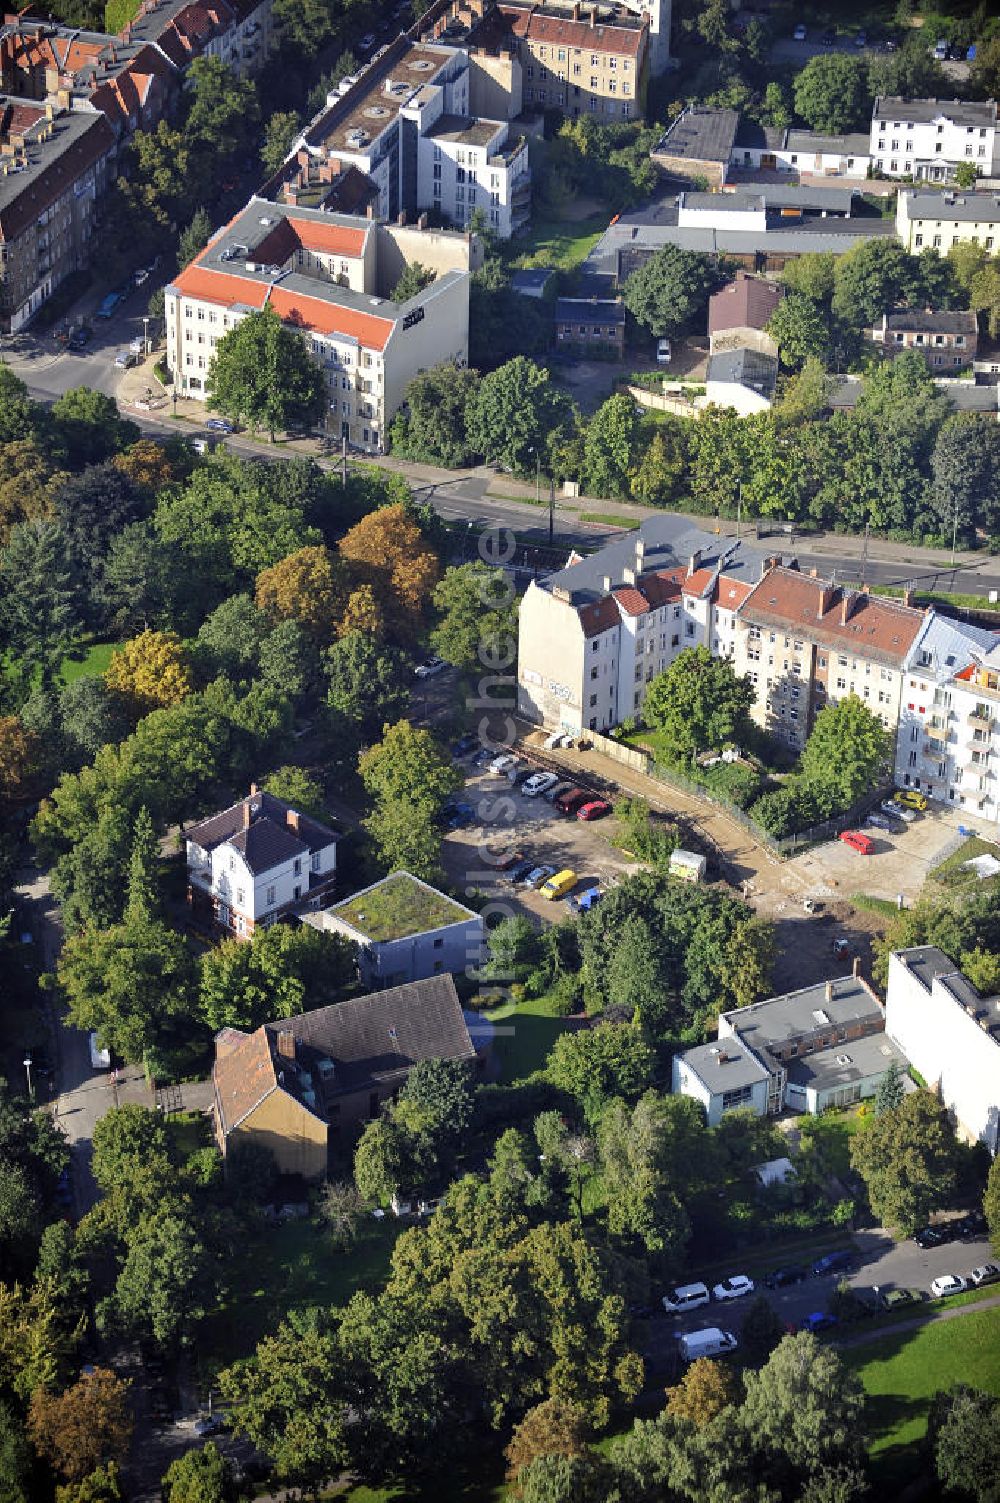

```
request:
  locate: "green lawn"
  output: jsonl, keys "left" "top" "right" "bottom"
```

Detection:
{"left": 511, "top": 215, "right": 609, "bottom": 271}
{"left": 59, "top": 640, "right": 118, "bottom": 683}
{"left": 201, "top": 1216, "right": 401, "bottom": 1375}
{"left": 844, "top": 1305, "right": 1000, "bottom": 1490}
{"left": 930, "top": 834, "right": 1000, "bottom": 885}
{"left": 482, "top": 993, "right": 578, "bottom": 1082}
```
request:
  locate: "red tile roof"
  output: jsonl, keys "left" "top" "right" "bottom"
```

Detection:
{"left": 269, "top": 284, "right": 394, "bottom": 350}
{"left": 213, "top": 1026, "right": 276, "bottom": 1133}
{"left": 171, "top": 263, "right": 269, "bottom": 307}
{"left": 578, "top": 597, "right": 620, "bottom": 637}
{"left": 740, "top": 567, "right": 925, "bottom": 665}
{"left": 501, "top": 5, "right": 646, "bottom": 58}
{"left": 715, "top": 576, "right": 752, "bottom": 609}
{"left": 612, "top": 585, "right": 648, "bottom": 617}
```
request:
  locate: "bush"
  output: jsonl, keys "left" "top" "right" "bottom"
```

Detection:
{"left": 699, "top": 760, "right": 762, "bottom": 809}
{"left": 473, "top": 1076, "right": 563, "bottom": 1129}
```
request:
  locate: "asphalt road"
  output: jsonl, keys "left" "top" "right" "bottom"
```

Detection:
{"left": 649, "top": 1224, "right": 998, "bottom": 1360}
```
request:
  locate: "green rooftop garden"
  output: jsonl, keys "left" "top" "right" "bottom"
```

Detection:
{"left": 331, "top": 873, "right": 471, "bottom": 943}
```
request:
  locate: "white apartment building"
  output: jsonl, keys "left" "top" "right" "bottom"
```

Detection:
{"left": 185, "top": 785, "right": 340, "bottom": 939}
{"left": 281, "top": 35, "right": 529, "bottom": 238}
{"left": 887, "top": 947, "right": 1000, "bottom": 1152}
{"left": 896, "top": 188, "right": 1000, "bottom": 255}
{"left": 895, "top": 615, "right": 1000, "bottom": 822}
{"left": 516, "top": 518, "right": 767, "bottom": 734}
{"left": 165, "top": 198, "right": 472, "bottom": 451}
{"left": 871, "top": 96, "right": 999, "bottom": 182}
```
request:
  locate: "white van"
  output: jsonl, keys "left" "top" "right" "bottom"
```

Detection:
{"left": 679, "top": 1327, "right": 738, "bottom": 1362}
{"left": 89, "top": 1032, "right": 111, "bottom": 1070}
{"left": 662, "top": 1281, "right": 710, "bottom": 1313}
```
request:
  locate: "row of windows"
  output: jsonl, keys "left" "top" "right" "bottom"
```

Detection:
{"left": 876, "top": 121, "right": 989, "bottom": 136}
{"left": 913, "top": 233, "right": 995, "bottom": 249}
{"left": 533, "top": 46, "right": 632, "bottom": 67}
{"left": 524, "top": 87, "right": 631, "bottom": 113}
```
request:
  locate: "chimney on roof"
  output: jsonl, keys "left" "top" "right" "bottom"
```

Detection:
{"left": 825, "top": 980, "right": 834, "bottom": 1003}
{"left": 589, "top": 5, "right": 596, "bottom": 24}
{"left": 809, "top": 567, "right": 818, "bottom": 578}
{"left": 417, "top": 210, "right": 428, "bottom": 229}
{"left": 275, "top": 1028, "right": 296, "bottom": 1062}
{"left": 622, "top": 566, "right": 636, "bottom": 586}
{"left": 687, "top": 549, "right": 701, "bottom": 577}
{"left": 840, "top": 589, "right": 856, "bottom": 625}
{"left": 861, "top": 583, "right": 870, "bottom": 596}
{"left": 398, "top": 209, "right": 407, "bottom": 226}
{"left": 902, "top": 587, "right": 915, "bottom": 607}
{"left": 249, "top": 783, "right": 259, "bottom": 796}
{"left": 817, "top": 581, "right": 835, "bottom": 618}
{"left": 286, "top": 808, "right": 300, "bottom": 833}
{"left": 572, "top": 0, "right": 580, "bottom": 15}
{"left": 602, "top": 574, "right": 611, "bottom": 592}
{"left": 636, "top": 538, "right": 645, "bottom": 571}
{"left": 242, "top": 798, "right": 251, "bottom": 830}
{"left": 853, "top": 956, "right": 861, "bottom": 978}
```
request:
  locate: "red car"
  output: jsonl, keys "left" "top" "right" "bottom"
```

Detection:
{"left": 554, "top": 787, "right": 589, "bottom": 815}
{"left": 839, "top": 830, "right": 874, "bottom": 856}
{"left": 576, "top": 799, "right": 612, "bottom": 821}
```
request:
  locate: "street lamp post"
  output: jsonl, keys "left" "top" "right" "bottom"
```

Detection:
{"left": 142, "top": 315, "right": 150, "bottom": 356}
{"left": 172, "top": 387, "right": 177, "bottom": 417}
{"left": 23, "top": 1055, "right": 33, "bottom": 1102}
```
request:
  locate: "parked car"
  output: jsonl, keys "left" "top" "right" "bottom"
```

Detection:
{"left": 452, "top": 733, "right": 479, "bottom": 758}
{"left": 930, "top": 1273, "right": 967, "bottom": 1299}
{"left": 133, "top": 266, "right": 151, "bottom": 287}
{"left": 839, "top": 830, "right": 874, "bottom": 855}
{"left": 544, "top": 781, "right": 574, "bottom": 804}
{"left": 955, "top": 1210, "right": 987, "bottom": 1241}
{"left": 932, "top": 37, "right": 948, "bottom": 60}
{"left": 129, "top": 334, "right": 146, "bottom": 354}
{"left": 793, "top": 23, "right": 806, "bottom": 40}
{"left": 114, "top": 350, "right": 138, "bottom": 369}
{"left": 854, "top": 29, "right": 867, "bottom": 47}
{"left": 193, "top": 1414, "right": 227, "bottom": 1437}
{"left": 865, "top": 813, "right": 896, "bottom": 832}
{"left": 489, "top": 753, "right": 519, "bottom": 776}
{"left": 572, "top": 885, "right": 602, "bottom": 913}
{"left": 446, "top": 802, "right": 475, "bottom": 829}
{"left": 812, "top": 1249, "right": 854, "bottom": 1277}
{"left": 678, "top": 1327, "right": 738, "bottom": 1362}
{"left": 712, "top": 1275, "right": 754, "bottom": 1302}
{"left": 880, "top": 799, "right": 910, "bottom": 822}
{"left": 540, "top": 868, "right": 577, "bottom": 901}
{"left": 522, "top": 771, "right": 560, "bottom": 798}
{"left": 67, "top": 327, "right": 91, "bottom": 350}
{"left": 656, "top": 338, "right": 672, "bottom": 365}
{"left": 95, "top": 291, "right": 121, "bottom": 319}
{"left": 554, "top": 787, "right": 590, "bottom": 815}
{"left": 522, "top": 864, "right": 557, "bottom": 890}
{"left": 894, "top": 789, "right": 928, "bottom": 812}
{"left": 576, "top": 798, "right": 612, "bottom": 821}
{"left": 969, "top": 1264, "right": 999, "bottom": 1287}
{"left": 764, "top": 1265, "right": 807, "bottom": 1290}
{"left": 878, "top": 1286, "right": 921, "bottom": 1310}
{"left": 494, "top": 848, "right": 525, "bottom": 871}
{"left": 914, "top": 1223, "right": 954, "bottom": 1250}
{"left": 800, "top": 1311, "right": 838, "bottom": 1333}
{"left": 359, "top": 31, "right": 376, "bottom": 50}
{"left": 505, "top": 859, "right": 535, "bottom": 885}
{"left": 205, "top": 417, "right": 234, "bottom": 434}
{"left": 662, "top": 1281, "right": 710, "bottom": 1313}
{"left": 543, "top": 730, "right": 565, "bottom": 749}
{"left": 414, "top": 656, "right": 447, "bottom": 679}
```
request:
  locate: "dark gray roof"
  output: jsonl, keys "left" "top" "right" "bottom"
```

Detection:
{"left": 884, "top": 309, "right": 978, "bottom": 335}
{"left": 903, "top": 190, "right": 1000, "bottom": 224}
{"left": 830, "top": 377, "right": 998, "bottom": 413}
{"left": 599, "top": 215, "right": 894, "bottom": 277}
{"left": 271, "top": 974, "right": 476, "bottom": 1096}
{"left": 511, "top": 267, "right": 555, "bottom": 293}
{"left": 733, "top": 119, "right": 786, "bottom": 151}
{"left": 707, "top": 347, "right": 778, "bottom": 398}
{"left": 874, "top": 96, "right": 997, "bottom": 129}
{"left": 892, "top": 945, "right": 961, "bottom": 993}
{"left": 677, "top": 1038, "right": 770, "bottom": 1094}
{"left": 654, "top": 106, "right": 740, "bottom": 165}
{"left": 537, "top": 514, "right": 777, "bottom": 607}
{"left": 228, "top": 820, "right": 307, "bottom": 876}
{"left": 786, "top": 1031, "right": 909, "bottom": 1092}
{"left": 555, "top": 296, "right": 625, "bottom": 324}
{"left": 722, "top": 976, "right": 883, "bottom": 1059}
{"left": 683, "top": 184, "right": 856, "bottom": 216}
{"left": 185, "top": 789, "right": 340, "bottom": 862}
{"left": 785, "top": 129, "right": 871, "bottom": 156}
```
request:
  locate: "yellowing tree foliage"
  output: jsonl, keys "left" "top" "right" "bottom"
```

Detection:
{"left": 105, "top": 631, "right": 192, "bottom": 713}
{"left": 255, "top": 545, "right": 345, "bottom": 642}
{"left": 0, "top": 715, "right": 43, "bottom": 806}
{"left": 338, "top": 504, "right": 440, "bottom": 635}
{"left": 665, "top": 1357, "right": 739, "bottom": 1426}
{"left": 28, "top": 1368, "right": 133, "bottom": 1482}
{"left": 337, "top": 583, "right": 386, "bottom": 641}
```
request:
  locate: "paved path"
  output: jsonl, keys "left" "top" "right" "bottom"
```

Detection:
{"left": 835, "top": 1291, "right": 1000, "bottom": 1350}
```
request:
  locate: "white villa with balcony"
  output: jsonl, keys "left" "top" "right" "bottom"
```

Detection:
{"left": 185, "top": 784, "right": 340, "bottom": 939}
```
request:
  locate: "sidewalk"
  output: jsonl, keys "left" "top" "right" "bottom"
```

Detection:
{"left": 835, "top": 1291, "right": 1000, "bottom": 1351}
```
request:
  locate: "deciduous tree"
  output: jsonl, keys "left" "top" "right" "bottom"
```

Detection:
{"left": 933, "top": 1385, "right": 1000, "bottom": 1503}
{"left": 742, "top": 1333, "right": 865, "bottom": 1482}
{"left": 545, "top": 1023, "right": 655, "bottom": 1112}
{"left": 800, "top": 694, "right": 891, "bottom": 808}
{"left": 623, "top": 245, "right": 719, "bottom": 336}
{"left": 739, "top": 1293, "right": 787, "bottom": 1368}
{"left": 644, "top": 646, "right": 755, "bottom": 761}
{"left": 207, "top": 307, "right": 326, "bottom": 440}
{"left": 55, "top": 1462, "right": 124, "bottom": 1503}
{"left": 767, "top": 293, "right": 832, "bottom": 370}
{"left": 792, "top": 53, "right": 871, "bottom": 134}
{"left": 850, "top": 1089, "right": 959, "bottom": 1237}
{"left": 198, "top": 922, "right": 354, "bottom": 1033}
{"left": 261, "top": 112, "right": 301, "bottom": 176}
{"left": 388, "top": 364, "right": 480, "bottom": 468}
{"left": 465, "top": 357, "right": 570, "bottom": 475}
{"left": 505, "top": 1399, "right": 587, "bottom": 1496}
{"left": 324, "top": 631, "right": 410, "bottom": 740}
{"left": 358, "top": 719, "right": 461, "bottom": 879}
{"left": 664, "top": 1357, "right": 738, "bottom": 1426}
{"left": 263, "top": 765, "right": 326, "bottom": 820}
{"left": 105, "top": 631, "right": 192, "bottom": 714}
{"left": 430, "top": 564, "right": 519, "bottom": 673}
{"left": 255, "top": 545, "right": 345, "bottom": 642}
{"left": 28, "top": 1369, "right": 132, "bottom": 1483}
{"left": 338, "top": 504, "right": 440, "bottom": 636}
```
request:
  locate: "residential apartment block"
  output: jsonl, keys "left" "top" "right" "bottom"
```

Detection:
{"left": 887, "top": 947, "right": 1000, "bottom": 1152}
{"left": 212, "top": 975, "right": 478, "bottom": 1178}
{"left": 896, "top": 188, "right": 1000, "bottom": 255}
{"left": 517, "top": 517, "right": 928, "bottom": 754}
{"left": 185, "top": 783, "right": 340, "bottom": 939}
{"left": 305, "top": 870, "right": 484, "bottom": 990}
{"left": 0, "top": 99, "right": 115, "bottom": 332}
{"left": 165, "top": 198, "right": 474, "bottom": 450}
{"left": 894, "top": 614, "right": 1000, "bottom": 821}
{"left": 673, "top": 969, "right": 909, "bottom": 1125}
{"left": 493, "top": 2, "right": 648, "bottom": 120}
{"left": 870, "top": 96, "right": 999, "bottom": 182}
{"left": 871, "top": 308, "right": 978, "bottom": 370}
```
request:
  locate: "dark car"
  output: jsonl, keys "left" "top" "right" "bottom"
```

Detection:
{"left": 800, "top": 1311, "right": 838, "bottom": 1333}
{"left": 914, "top": 1223, "right": 953, "bottom": 1250}
{"left": 554, "top": 787, "right": 590, "bottom": 815}
{"left": 494, "top": 848, "right": 525, "bottom": 872}
{"left": 764, "top": 1265, "right": 808, "bottom": 1290}
{"left": 820, "top": 27, "right": 836, "bottom": 45}
{"left": 506, "top": 860, "right": 535, "bottom": 885}
{"left": 452, "top": 733, "right": 479, "bottom": 758}
{"left": 878, "top": 1286, "right": 921, "bottom": 1310}
{"left": 812, "top": 1249, "right": 854, "bottom": 1277}
{"left": 67, "top": 327, "right": 91, "bottom": 350}
{"left": 955, "top": 1210, "right": 987, "bottom": 1241}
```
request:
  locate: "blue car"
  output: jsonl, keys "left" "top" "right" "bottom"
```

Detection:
{"left": 800, "top": 1312, "right": 838, "bottom": 1333}
{"left": 812, "top": 1249, "right": 854, "bottom": 1277}
{"left": 570, "top": 886, "right": 602, "bottom": 913}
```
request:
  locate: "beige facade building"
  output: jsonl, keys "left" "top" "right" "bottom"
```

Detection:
{"left": 896, "top": 188, "right": 1000, "bottom": 255}
{"left": 165, "top": 198, "right": 474, "bottom": 450}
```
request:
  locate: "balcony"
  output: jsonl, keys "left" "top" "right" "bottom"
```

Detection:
{"left": 924, "top": 721, "right": 948, "bottom": 741}
{"left": 968, "top": 707, "right": 993, "bottom": 731}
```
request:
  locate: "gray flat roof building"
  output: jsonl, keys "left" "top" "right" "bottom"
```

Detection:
{"left": 676, "top": 1039, "right": 770, "bottom": 1095}
{"left": 653, "top": 106, "right": 740, "bottom": 166}
{"left": 901, "top": 190, "right": 1000, "bottom": 224}
{"left": 786, "top": 1032, "right": 909, "bottom": 1094}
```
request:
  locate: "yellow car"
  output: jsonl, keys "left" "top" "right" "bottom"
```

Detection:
{"left": 540, "top": 868, "right": 577, "bottom": 901}
{"left": 894, "top": 789, "right": 928, "bottom": 813}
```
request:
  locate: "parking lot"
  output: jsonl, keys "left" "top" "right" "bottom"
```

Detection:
{"left": 441, "top": 756, "right": 645, "bottom": 923}
{"left": 785, "top": 803, "right": 979, "bottom": 908}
